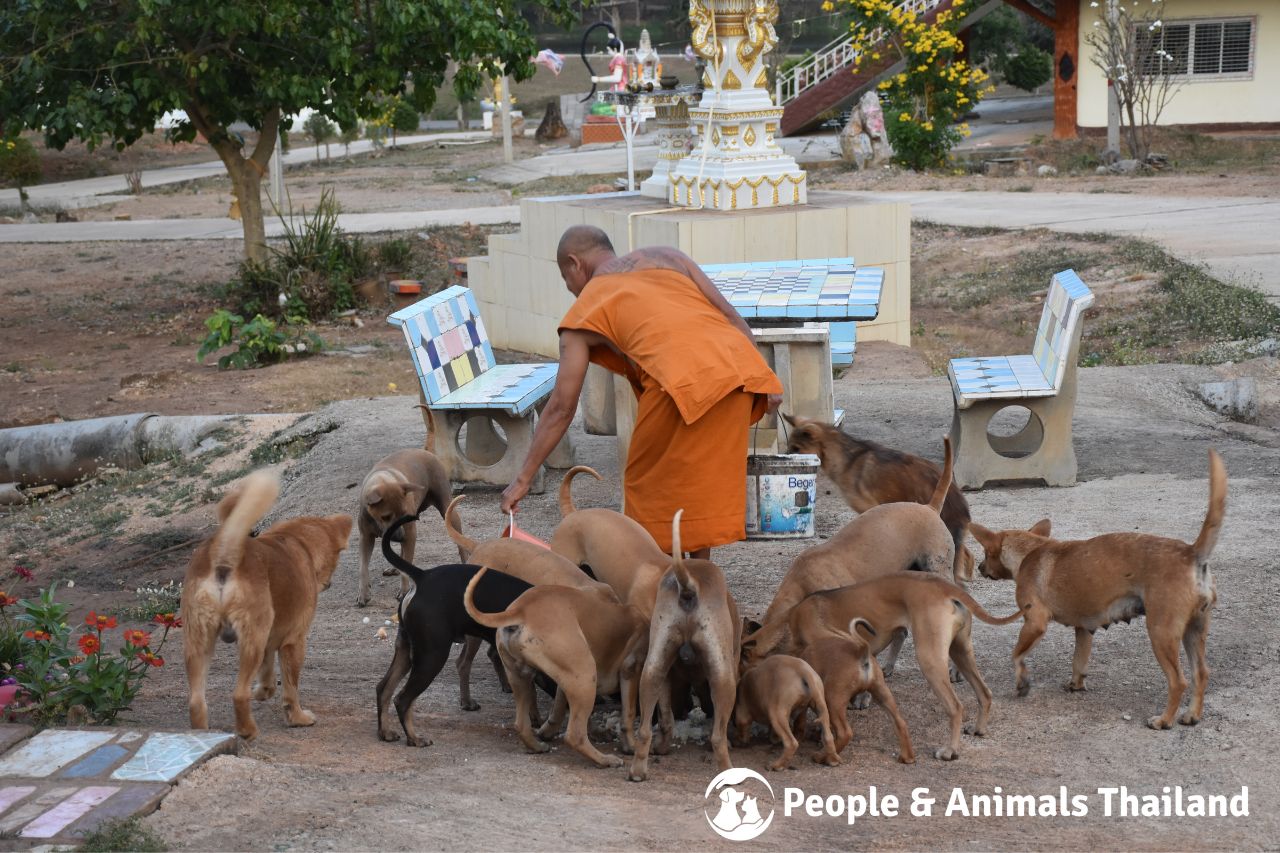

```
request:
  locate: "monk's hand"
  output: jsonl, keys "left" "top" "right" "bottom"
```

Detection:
{"left": 501, "top": 478, "right": 530, "bottom": 515}
{"left": 766, "top": 393, "right": 784, "bottom": 413}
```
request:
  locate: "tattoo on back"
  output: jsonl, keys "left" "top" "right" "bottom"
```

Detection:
{"left": 598, "top": 249, "right": 687, "bottom": 278}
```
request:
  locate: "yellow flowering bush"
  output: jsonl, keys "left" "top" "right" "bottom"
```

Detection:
{"left": 0, "top": 136, "right": 40, "bottom": 190}
{"left": 845, "top": 0, "right": 994, "bottom": 169}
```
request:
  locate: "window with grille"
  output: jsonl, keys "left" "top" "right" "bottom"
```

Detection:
{"left": 1135, "top": 17, "right": 1254, "bottom": 79}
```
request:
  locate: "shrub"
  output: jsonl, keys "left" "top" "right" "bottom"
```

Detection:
{"left": 1002, "top": 46, "right": 1052, "bottom": 92}
{"left": 378, "top": 237, "right": 413, "bottom": 271}
{"left": 0, "top": 137, "right": 41, "bottom": 189}
{"left": 197, "top": 309, "right": 323, "bottom": 370}
{"left": 303, "top": 113, "right": 337, "bottom": 162}
{"left": 77, "top": 816, "right": 167, "bottom": 852}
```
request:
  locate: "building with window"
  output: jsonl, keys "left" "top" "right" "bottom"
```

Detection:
{"left": 1076, "top": 0, "right": 1275, "bottom": 130}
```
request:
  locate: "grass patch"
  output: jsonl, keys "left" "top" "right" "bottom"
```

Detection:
{"left": 1024, "top": 128, "right": 1280, "bottom": 175}
{"left": 510, "top": 173, "right": 628, "bottom": 198}
{"left": 77, "top": 816, "right": 167, "bottom": 852}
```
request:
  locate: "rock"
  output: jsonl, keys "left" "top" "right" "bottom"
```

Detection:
{"left": 1037, "top": 164, "right": 1058, "bottom": 177}
{"left": 1122, "top": 712, "right": 1132, "bottom": 721}
{"left": 1095, "top": 166, "right": 1109, "bottom": 175}
{"left": 24, "top": 484, "right": 59, "bottom": 498}
{"left": 983, "top": 158, "right": 1030, "bottom": 177}
{"left": 1109, "top": 159, "right": 1142, "bottom": 175}
{"left": 1250, "top": 338, "right": 1277, "bottom": 357}
{"left": 1198, "top": 378, "right": 1258, "bottom": 423}
{"left": 1100, "top": 147, "right": 1121, "bottom": 165}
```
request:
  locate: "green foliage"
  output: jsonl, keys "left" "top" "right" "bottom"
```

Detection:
{"left": 304, "top": 114, "right": 337, "bottom": 159}
{"left": 883, "top": 101, "right": 965, "bottom": 171}
{"left": 77, "top": 816, "right": 167, "bottom": 852}
{"left": 391, "top": 98, "right": 421, "bottom": 134}
{"left": 1002, "top": 46, "right": 1052, "bottom": 92}
{"left": 8, "top": 585, "right": 180, "bottom": 726}
{"left": 197, "top": 310, "right": 323, "bottom": 370}
{"left": 0, "top": 137, "right": 41, "bottom": 189}
{"left": 378, "top": 237, "right": 413, "bottom": 270}
{"left": 969, "top": 5, "right": 1053, "bottom": 72}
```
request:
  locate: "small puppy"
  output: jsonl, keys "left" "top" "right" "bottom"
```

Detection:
{"left": 798, "top": 632, "right": 915, "bottom": 763}
{"left": 629, "top": 510, "right": 741, "bottom": 783}
{"left": 968, "top": 449, "right": 1226, "bottom": 730}
{"left": 733, "top": 655, "right": 840, "bottom": 770}
{"left": 759, "top": 437, "right": 957, "bottom": 675}
{"left": 784, "top": 413, "right": 974, "bottom": 582}
{"left": 464, "top": 567, "right": 648, "bottom": 768}
{"left": 183, "top": 470, "right": 352, "bottom": 741}
{"left": 744, "top": 573, "right": 1019, "bottom": 760}
{"left": 356, "top": 412, "right": 457, "bottom": 606}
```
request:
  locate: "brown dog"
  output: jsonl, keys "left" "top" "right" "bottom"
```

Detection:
{"left": 758, "top": 437, "right": 957, "bottom": 677}
{"left": 183, "top": 470, "right": 352, "bottom": 740}
{"left": 733, "top": 655, "right": 840, "bottom": 770}
{"left": 356, "top": 416, "right": 457, "bottom": 607}
{"left": 798, "top": 632, "right": 915, "bottom": 763}
{"left": 968, "top": 449, "right": 1226, "bottom": 730}
{"left": 463, "top": 567, "right": 648, "bottom": 767}
{"left": 629, "top": 510, "right": 741, "bottom": 782}
{"left": 744, "top": 573, "right": 1019, "bottom": 760}
{"left": 784, "top": 413, "right": 974, "bottom": 582}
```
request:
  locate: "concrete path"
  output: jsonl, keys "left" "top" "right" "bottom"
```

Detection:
{"left": 0, "top": 724, "right": 234, "bottom": 846}
{"left": 0, "top": 131, "right": 491, "bottom": 211}
{"left": 865, "top": 190, "right": 1280, "bottom": 297}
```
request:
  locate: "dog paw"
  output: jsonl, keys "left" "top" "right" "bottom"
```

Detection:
{"left": 355, "top": 596, "right": 370, "bottom": 608}
{"left": 287, "top": 709, "right": 316, "bottom": 727}
{"left": 1178, "top": 712, "right": 1201, "bottom": 727}
{"left": 1063, "top": 680, "right": 1087, "bottom": 692}
{"left": 949, "top": 665, "right": 963, "bottom": 684}
{"left": 851, "top": 692, "right": 872, "bottom": 710}
{"left": 811, "top": 751, "right": 841, "bottom": 767}
{"left": 933, "top": 747, "right": 959, "bottom": 761}
{"left": 406, "top": 735, "right": 434, "bottom": 748}
{"left": 378, "top": 730, "right": 401, "bottom": 743}
{"left": 1016, "top": 677, "right": 1032, "bottom": 698}
{"left": 963, "top": 723, "right": 985, "bottom": 737}
{"left": 535, "top": 725, "right": 558, "bottom": 741}
{"left": 627, "top": 765, "right": 649, "bottom": 783}
{"left": 236, "top": 724, "right": 259, "bottom": 742}
{"left": 253, "top": 686, "right": 275, "bottom": 701}
{"left": 459, "top": 700, "right": 481, "bottom": 712}
{"left": 897, "top": 752, "right": 917, "bottom": 765}
{"left": 525, "top": 740, "right": 552, "bottom": 754}
{"left": 597, "top": 754, "right": 625, "bottom": 769}
{"left": 881, "top": 664, "right": 895, "bottom": 678}
{"left": 1147, "top": 715, "right": 1173, "bottom": 730}
{"left": 382, "top": 566, "right": 398, "bottom": 576}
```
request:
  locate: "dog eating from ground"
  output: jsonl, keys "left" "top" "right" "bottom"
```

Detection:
{"left": 744, "top": 573, "right": 1020, "bottom": 760}
{"left": 355, "top": 410, "right": 458, "bottom": 607}
{"left": 797, "top": 631, "right": 915, "bottom": 763}
{"left": 182, "top": 470, "right": 352, "bottom": 741}
{"left": 783, "top": 413, "right": 975, "bottom": 582}
{"left": 968, "top": 449, "right": 1226, "bottom": 730}
{"left": 628, "top": 510, "right": 741, "bottom": 782}
{"left": 464, "top": 567, "right": 648, "bottom": 768}
{"left": 732, "top": 654, "right": 841, "bottom": 770}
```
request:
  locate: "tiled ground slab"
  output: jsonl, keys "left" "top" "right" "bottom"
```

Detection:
{"left": 0, "top": 726, "right": 235, "bottom": 846}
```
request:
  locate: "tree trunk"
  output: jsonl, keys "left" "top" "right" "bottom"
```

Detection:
{"left": 232, "top": 165, "right": 268, "bottom": 263}
{"left": 189, "top": 101, "right": 280, "bottom": 263}
{"left": 535, "top": 101, "right": 568, "bottom": 142}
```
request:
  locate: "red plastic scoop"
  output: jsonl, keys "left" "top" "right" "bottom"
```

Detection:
{"left": 501, "top": 512, "right": 550, "bottom": 550}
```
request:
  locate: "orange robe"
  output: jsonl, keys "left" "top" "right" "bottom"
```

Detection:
{"left": 560, "top": 269, "right": 783, "bottom": 552}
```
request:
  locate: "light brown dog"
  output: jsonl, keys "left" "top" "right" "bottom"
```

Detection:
{"left": 549, "top": 466, "right": 672, "bottom": 618}
{"left": 968, "top": 449, "right": 1226, "bottom": 730}
{"left": 356, "top": 414, "right": 457, "bottom": 606}
{"left": 183, "top": 470, "right": 352, "bottom": 740}
{"left": 783, "top": 414, "right": 975, "bottom": 581}
{"left": 758, "top": 437, "right": 957, "bottom": 676}
{"left": 463, "top": 567, "right": 649, "bottom": 768}
{"left": 798, "top": 632, "right": 915, "bottom": 763}
{"left": 733, "top": 655, "right": 840, "bottom": 770}
{"left": 629, "top": 511, "right": 741, "bottom": 782}
{"left": 744, "top": 573, "right": 1019, "bottom": 760}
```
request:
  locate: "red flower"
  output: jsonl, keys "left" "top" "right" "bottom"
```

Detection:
{"left": 23, "top": 630, "right": 50, "bottom": 642}
{"left": 78, "top": 634, "right": 101, "bottom": 655}
{"left": 84, "top": 611, "right": 117, "bottom": 630}
{"left": 136, "top": 651, "right": 164, "bottom": 668}
{"left": 153, "top": 613, "right": 182, "bottom": 629}
{"left": 11, "top": 565, "right": 33, "bottom": 582}
{"left": 123, "top": 629, "right": 151, "bottom": 648}
{"left": 0, "top": 592, "right": 17, "bottom": 608}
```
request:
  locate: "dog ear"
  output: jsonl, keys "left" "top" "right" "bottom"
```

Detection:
{"left": 1029, "top": 518, "right": 1052, "bottom": 536}
{"left": 364, "top": 486, "right": 383, "bottom": 507}
{"left": 401, "top": 483, "right": 427, "bottom": 509}
{"left": 849, "top": 617, "right": 877, "bottom": 639}
{"left": 330, "top": 514, "right": 354, "bottom": 547}
{"left": 968, "top": 522, "right": 998, "bottom": 548}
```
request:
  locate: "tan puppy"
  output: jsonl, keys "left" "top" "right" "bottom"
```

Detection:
{"left": 549, "top": 466, "right": 672, "bottom": 618}
{"left": 183, "top": 470, "right": 352, "bottom": 740}
{"left": 798, "top": 632, "right": 915, "bottom": 763}
{"left": 968, "top": 449, "right": 1226, "bottom": 730}
{"left": 733, "top": 655, "right": 840, "bottom": 770}
{"left": 356, "top": 415, "right": 457, "bottom": 606}
{"left": 744, "top": 573, "right": 1019, "bottom": 760}
{"left": 758, "top": 437, "right": 957, "bottom": 676}
{"left": 629, "top": 511, "right": 741, "bottom": 782}
{"left": 463, "top": 567, "right": 648, "bottom": 768}
{"left": 783, "top": 414, "right": 975, "bottom": 581}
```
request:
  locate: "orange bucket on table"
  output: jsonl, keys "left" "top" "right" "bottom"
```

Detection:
{"left": 501, "top": 512, "right": 550, "bottom": 550}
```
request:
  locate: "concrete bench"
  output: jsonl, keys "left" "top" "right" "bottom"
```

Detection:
{"left": 389, "top": 285, "right": 570, "bottom": 491}
{"left": 947, "top": 269, "right": 1095, "bottom": 489}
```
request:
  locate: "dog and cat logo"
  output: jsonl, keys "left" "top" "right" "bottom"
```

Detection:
{"left": 705, "top": 768, "right": 776, "bottom": 841}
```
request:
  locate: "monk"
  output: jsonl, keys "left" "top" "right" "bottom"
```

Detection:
{"left": 500, "top": 225, "right": 783, "bottom": 559}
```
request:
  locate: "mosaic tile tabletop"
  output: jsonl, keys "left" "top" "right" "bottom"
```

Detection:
{"left": 389, "top": 285, "right": 557, "bottom": 417}
{"left": 703, "top": 257, "right": 883, "bottom": 321}
{"left": 0, "top": 726, "right": 235, "bottom": 845}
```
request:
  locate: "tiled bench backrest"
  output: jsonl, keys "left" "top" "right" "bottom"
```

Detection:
{"left": 390, "top": 285, "right": 496, "bottom": 404}
{"left": 1033, "top": 269, "right": 1095, "bottom": 391}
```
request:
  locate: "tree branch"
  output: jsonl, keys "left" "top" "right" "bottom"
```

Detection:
{"left": 249, "top": 107, "right": 281, "bottom": 169}
{"left": 1000, "top": 0, "right": 1055, "bottom": 30}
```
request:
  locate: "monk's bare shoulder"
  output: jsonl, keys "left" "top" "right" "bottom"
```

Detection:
{"left": 597, "top": 246, "right": 688, "bottom": 277}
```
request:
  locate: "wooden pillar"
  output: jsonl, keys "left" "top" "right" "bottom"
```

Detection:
{"left": 1053, "top": 0, "right": 1080, "bottom": 139}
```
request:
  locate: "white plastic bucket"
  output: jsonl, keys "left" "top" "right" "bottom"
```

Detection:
{"left": 745, "top": 453, "right": 820, "bottom": 539}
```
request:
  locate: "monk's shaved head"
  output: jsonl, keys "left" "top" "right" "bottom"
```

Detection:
{"left": 557, "top": 225, "right": 615, "bottom": 264}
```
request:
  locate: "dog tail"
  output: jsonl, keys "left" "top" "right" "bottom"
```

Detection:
{"left": 463, "top": 566, "right": 518, "bottom": 629}
{"left": 1192, "top": 449, "right": 1227, "bottom": 565}
{"left": 379, "top": 487, "right": 437, "bottom": 586}
{"left": 670, "top": 509, "right": 697, "bottom": 605}
{"left": 414, "top": 404, "right": 437, "bottom": 454}
{"left": 558, "top": 465, "right": 603, "bottom": 517}
{"left": 927, "top": 436, "right": 954, "bottom": 514}
{"left": 950, "top": 586, "right": 1024, "bottom": 626}
{"left": 211, "top": 470, "right": 279, "bottom": 584}
{"left": 444, "top": 495, "right": 479, "bottom": 558}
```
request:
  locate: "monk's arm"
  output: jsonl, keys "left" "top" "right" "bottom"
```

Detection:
{"left": 500, "top": 330, "right": 590, "bottom": 513}
{"left": 667, "top": 249, "right": 755, "bottom": 344}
